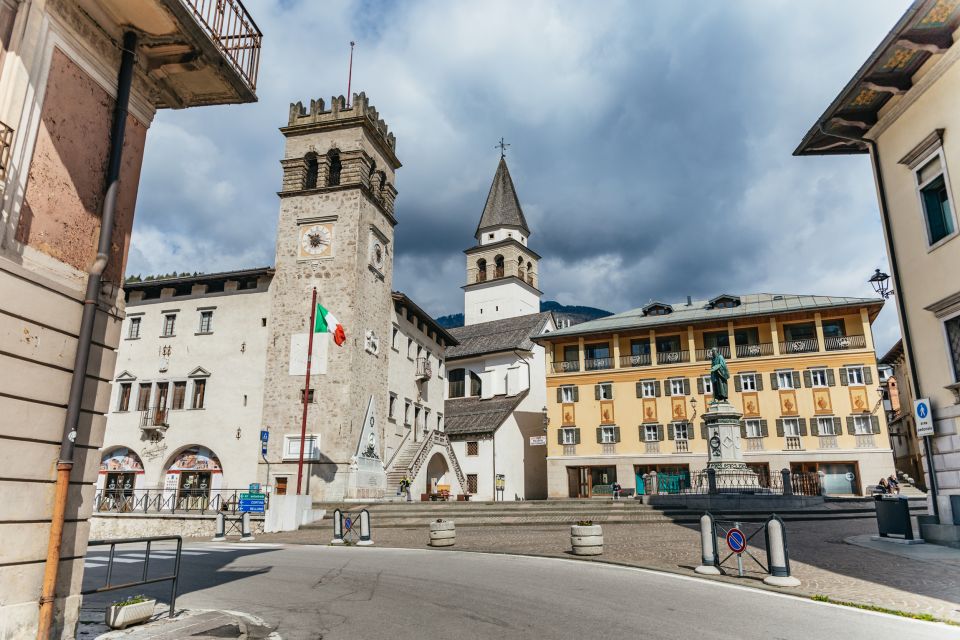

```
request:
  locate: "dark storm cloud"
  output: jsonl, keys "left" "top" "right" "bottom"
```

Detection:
{"left": 129, "top": 0, "right": 909, "bottom": 352}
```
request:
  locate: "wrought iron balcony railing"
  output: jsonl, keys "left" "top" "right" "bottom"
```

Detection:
{"left": 140, "top": 406, "right": 169, "bottom": 429}
{"left": 619, "top": 353, "right": 651, "bottom": 367}
{"left": 585, "top": 357, "right": 613, "bottom": 371}
{"left": 736, "top": 343, "right": 773, "bottom": 358}
{"left": 656, "top": 350, "right": 689, "bottom": 365}
{"left": 780, "top": 338, "right": 819, "bottom": 354}
{"left": 824, "top": 334, "right": 867, "bottom": 351}
{"left": 552, "top": 360, "right": 580, "bottom": 373}
{"left": 182, "top": 0, "right": 262, "bottom": 91}
{"left": 696, "top": 346, "right": 730, "bottom": 361}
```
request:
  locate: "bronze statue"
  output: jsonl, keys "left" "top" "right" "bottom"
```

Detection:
{"left": 710, "top": 349, "right": 729, "bottom": 402}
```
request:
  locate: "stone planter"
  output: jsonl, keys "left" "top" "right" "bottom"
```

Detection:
{"left": 429, "top": 520, "right": 456, "bottom": 547}
{"left": 570, "top": 524, "right": 603, "bottom": 556}
{"left": 105, "top": 598, "right": 156, "bottom": 630}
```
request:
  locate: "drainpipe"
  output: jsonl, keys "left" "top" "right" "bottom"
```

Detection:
{"left": 817, "top": 123, "right": 939, "bottom": 521}
{"left": 37, "top": 31, "right": 138, "bottom": 639}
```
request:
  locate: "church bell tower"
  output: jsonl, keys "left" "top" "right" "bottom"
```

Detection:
{"left": 463, "top": 157, "right": 542, "bottom": 325}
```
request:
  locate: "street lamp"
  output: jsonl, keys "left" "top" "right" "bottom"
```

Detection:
{"left": 869, "top": 268, "right": 892, "bottom": 299}
{"left": 690, "top": 396, "right": 698, "bottom": 421}
{"left": 541, "top": 406, "right": 550, "bottom": 432}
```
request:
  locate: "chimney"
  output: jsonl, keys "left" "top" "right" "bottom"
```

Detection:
{"left": 686, "top": 296, "right": 692, "bottom": 306}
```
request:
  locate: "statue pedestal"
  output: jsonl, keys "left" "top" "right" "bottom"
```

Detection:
{"left": 704, "top": 401, "right": 760, "bottom": 490}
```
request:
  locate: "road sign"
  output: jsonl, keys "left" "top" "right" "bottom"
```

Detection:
{"left": 249, "top": 483, "right": 261, "bottom": 492}
{"left": 914, "top": 399, "right": 934, "bottom": 437}
{"left": 260, "top": 430, "right": 269, "bottom": 442}
{"left": 726, "top": 528, "right": 746, "bottom": 553}
{"left": 238, "top": 492, "right": 266, "bottom": 513}
{"left": 529, "top": 435, "right": 547, "bottom": 446}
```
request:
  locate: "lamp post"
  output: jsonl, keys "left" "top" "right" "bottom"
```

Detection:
{"left": 869, "top": 268, "right": 892, "bottom": 299}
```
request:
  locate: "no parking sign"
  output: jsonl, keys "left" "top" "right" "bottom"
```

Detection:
{"left": 726, "top": 528, "right": 746, "bottom": 554}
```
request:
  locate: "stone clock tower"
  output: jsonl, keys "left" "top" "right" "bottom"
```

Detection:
{"left": 260, "top": 93, "right": 400, "bottom": 500}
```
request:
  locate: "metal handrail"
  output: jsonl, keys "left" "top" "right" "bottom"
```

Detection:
{"left": 94, "top": 489, "right": 268, "bottom": 514}
{"left": 584, "top": 356, "right": 613, "bottom": 370}
{"left": 0, "top": 119, "right": 12, "bottom": 181}
{"left": 181, "top": 0, "right": 262, "bottom": 91}
{"left": 695, "top": 346, "right": 730, "bottom": 361}
{"left": 82, "top": 536, "right": 182, "bottom": 619}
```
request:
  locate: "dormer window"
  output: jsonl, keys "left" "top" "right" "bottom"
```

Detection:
{"left": 709, "top": 294, "right": 741, "bottom": 309}
{"left": 642, "top": 302, "right": 673, "bottom": 316}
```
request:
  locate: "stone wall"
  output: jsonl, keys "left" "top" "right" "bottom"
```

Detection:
{"left": 90, "top": 514, "right": 264, "bottom": 540}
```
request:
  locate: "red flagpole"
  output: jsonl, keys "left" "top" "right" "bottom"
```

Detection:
{"left": 297, "top": 287, "right": 318, "bottom": 495}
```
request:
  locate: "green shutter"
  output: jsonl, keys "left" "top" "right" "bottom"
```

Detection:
{"left": 686, "top": 421, "right": 695, "bottom": 440}
{"left": 573, "top": 387, "right": 579, "bottom": 402}
{"left": 557, "top": 429, "right": 564, "bottom": 445}
{"left": 739, "top": 421, "right": 747, "bottom": 438}
{"left": 636, "top": 382, "right": 643, "bottom": 398}
{"left": 608, "top": 384, "right": 614, "bottom": 400}
{"left": 871, "top": 415, "right": 881, "bottom": 434}
{"left": 798, "top": 418, "right": 808, "bottom": 436}
{"left": 833, "top": 417, "right": 842, "bottom": 434}
{"left": 792, "top": 371, "right": 801, "bottom": 389}
{"left": 756, "top": 375, "right": 764, "bottom": 391}
{"left": 596, "top": 427, "right": 602, "bottom": 443}
{"left": 700, "top": 424, "right": 708, "bottom": 440}
{"left": 654, "top": 380, "right": 661, "bottom": 397}
{"left": 760, "top": 419, "right": 769, "bottom": 437}
{"left": 734, "top": 375, "right": 742, "bottom": 392}
{"left": 863, "top": 367, "right": 873, "bottom": 385}
{"left": 556, "top": 388, "right": 562, "bottom": 403}
{"left": 594, "top": 385, "right": 601, "bottom": 400}
{"left": 667, "top": 423, "right": 675, "bottom": 440}
{"left": 683, "top": 378, "right": 691, "bottom": 395}
{"left": 803, "top": 370, "right": 812, "bottom": 388}
{"left": 775, "top": 419, "right": 784, "bottom": 437}
{"left": 657, "top": 424, "right": 665, "bottom": 441}
{"left": 574, "top": 428, "right": 581, "bottom": 445}
{"left": 826, "top": 369, "right": 836, "bottom": 386}
{"left": 614, "top": 426, "right": 621, "bottom": 443}
{"left": 697, "top": 377, "right": 704, "bottom": 394}
{"left": 810, "top": 418, "right": 819, "bottom": 436}
{"left": 770, "top": 373, "right": 779, "bottom": 390}
{"left": 839, "top": 368, "right": 848, "bottom": 386}
{"left": 664, "top": 380, "right": 672, "bottom": 396}
{"left": 846, "top": 416, "right": 855, "bottom": 435}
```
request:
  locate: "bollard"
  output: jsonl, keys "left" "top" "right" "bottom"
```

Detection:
{"left": 240, "top": 511, "right": 255, "bottom": 541}
{"left": 649, "top": 470, "right": 659, "bottom": 496}
{"left": 763, "top": 515, "right": 800, "bottom": 587}
{"left": 358, "top": 509, "right": 373, "bottom": 546}
{"left": 331, "top": 508, "right": 345, "bottom": 545}
{"left": 695, "top": 513, "right": 721, "bottom": 575}
{"left": 818, "top": 470, "right": 827, "bottom": 497}
{"left": 211, "top": 512, "right": 226, "bottom": 541}
{"left": 429, "top": 519, "right": 456, "bottom": 547}
{"left": 780, "top": 468, "right": 793, "bottom": 496}
{"left": 707, "top": 467, "right": 718, "bottom": 495}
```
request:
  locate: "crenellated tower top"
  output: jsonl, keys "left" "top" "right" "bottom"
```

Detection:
{"left": 285, "top": 92, "right": 398, "bottom": 162}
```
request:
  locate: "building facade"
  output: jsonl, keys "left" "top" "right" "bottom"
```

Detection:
{"left": 796, "top": 0, "right": 960, "bottom": 533}
{"left": 538, "top": 294, "right": 894, "bottom": 498}
{"left": 882, "top": 340, "right": 927, "bottom": 489}
{"left": 0, "top": 1, "right": 260, "bottom": 636}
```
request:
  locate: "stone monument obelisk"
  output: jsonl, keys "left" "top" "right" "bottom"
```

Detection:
{"left": 704, "top": 349, "right": 759, "bottom": 488}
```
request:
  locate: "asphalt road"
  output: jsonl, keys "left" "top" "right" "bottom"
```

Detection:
{"left": 81, "top": 542, "right": 958, "bottom": 640}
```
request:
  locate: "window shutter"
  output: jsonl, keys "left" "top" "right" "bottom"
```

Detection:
{"left": 657, "top": 424, "right": 665, "bottom": 441}
{"left": 683, "top": 378, "right": 691, "bottom": 395}
{"left": 739, "top": 421, "right": 746, "bottom": 438}
{"left": 697, "top": 377, "right": 704, "bottom": 394}
{"left": 638, "top": 425, "right": 645, "bottom": 440}
{"left": 594, "top": 385, "right": 601, "bottom": 400}
{"left": 734, "top": 375, "right": 742, "bottom": 392}
{"left": 760, "top": 420, "right": 769, "bottom": 437}
{"left": 654, "top": 380, "right": 662, "bottom": 397}
{"left": 871, "top": 415, "right": 880, "bottom": 434}
{"left": 826, "top": 369, "right": 835, "bottom": 386}
{"left": 573, "top": 387, "right": 579, "bottom": 402}
{"left": 664, "top": 380, "right": 672, "bottom": 396}
{"left": 700, "top": 423, "right": 708, "bottom": 440}
{"left": 687, "top": 421, "right": 695, "bottom": 440}
{"left": 557, "top": 429, "right": 564, "bottom": 445}
{"left": 667, "top": 423, "right": 675, "bottom": 440}
{"left": 574, "top": 428, "right": 581, "bottom": 445}
{"left": 803, "top": 370, "right": 812, "bottom": 388}
{"left": 863, "top": 367, "right": 873, "bottom": 385}
{"left": 614, "top": 426, "right": 621, "bottom": 443}
{"left": 810, "top": 418, "right": 819, "bottom": 436}
{"left": 756, "top": 375, "right": 764, "bottom": 391}
{"left": 596, "top": 427, "right": 603, "bottom": 443}
{"left": 833, "top": 416, "right": 841, "bottom": 434}
{"left": 556, "top": 388, "right": 562, "bottom": 403}
{"left": 792, "top": 371, "right": 802, "bottom": 388}
{"left": 608, "top": 385, "right": 614, "bottom": 400}
{"left": 845, "top": 416, "right": 855, "bottom": 435}
{"left": 770, "top": 373, "right": 779, "bottom": 390}
{"left": 775, "top": 419, "right": 784, "bottom": 437}
{"left": 636, "top": 382, "right": 643, "bottom": 398}
{"left": 798, "top": 418, "right": 808, "bottom": 436}
{"left": 839, "top": 368, "right": 848, "bottom": 386}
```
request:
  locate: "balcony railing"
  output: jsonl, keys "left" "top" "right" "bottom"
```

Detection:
{"left": 784, "top": 436, "right": 802, "bottom": 451}
{"left": 602, "top": 443, "right": 617, "bottom": 455}
{"left": 140, "top": 406, "right": 169, "bottom": 429}
{"left": 736, "top": 343, "right": 773, "bottom": 358}
{"left": 818, "top": 435, "right": 838, "bottom": 449}
{"left": 0, "top": 120, "right": 12, "bottom": 181}
{"left": 552, "top": 360, "right": 580, "bottom": 373}
{"left": 656, "top": 350, "right": 689, "bottom": 365}
{"left": 416, "top": 357, "right": 432, "bottom": 381}
{"left": 780, "top": 338, "right": 819, "bottom": 354}
{"left": 644, "top": 441, "right": 660, "bottom": 454}
{"left": 563, "top": 444, "right": 577, "bottom": 456}
{"left": 585, "top": 357, "right": 613, "bottom": 371}
{"left": 856, "top": 434, "right": 877, "bottom": 448}
{"left": 674, "top": 439, "right": 689, "bottom": 453}
{"left": 696, "top": 346, "right": 730, "bottom": 361}
{"left": 825, "top": 334, "right": 867, "bottom": 351}
{"left": 619, "top": 353, "right": 651, "bottom": 367}
{"left": 95, "top": 488, "right": 268, "bottom": 514}
{"left": 182, "top": 0, "right": 262, "bottom": 91}
{"left": 746, "top": 437, "right": 765, "bottom": 451}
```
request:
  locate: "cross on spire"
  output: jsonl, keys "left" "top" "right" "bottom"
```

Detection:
{"left": 496, "top": 137, "right": 510, "bottom": 158}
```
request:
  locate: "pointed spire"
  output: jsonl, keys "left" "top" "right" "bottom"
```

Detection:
{"left": 475, "top": 157, "right": 530, "bottom": 239}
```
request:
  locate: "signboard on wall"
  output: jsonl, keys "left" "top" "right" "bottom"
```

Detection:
{"left": 529, "top": 435, "right": 547, "bottom": 446}
{"left": 914, "top": 399, "right": 934, "bottom": 437}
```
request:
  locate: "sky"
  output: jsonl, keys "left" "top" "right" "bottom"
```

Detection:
{"left": 128, "top": 0, "right": 912, "bottom": 355}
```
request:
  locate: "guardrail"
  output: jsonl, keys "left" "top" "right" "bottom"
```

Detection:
{"left": 182, "top": 0, "right": 262, "bottom": 91}
{"left": 94, "top": 489, "right": 269, "bottom": 514}
{"left": 81, "top": 536, "right": 182, "bottom": 619}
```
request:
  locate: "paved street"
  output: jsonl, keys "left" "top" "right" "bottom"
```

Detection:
{"left": 80, "top": 541, "right": 956, "bottom": 640}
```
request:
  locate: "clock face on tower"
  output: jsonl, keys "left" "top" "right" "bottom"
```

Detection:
{"left": 298, "top": 223, "right": 334, "bottom": 260}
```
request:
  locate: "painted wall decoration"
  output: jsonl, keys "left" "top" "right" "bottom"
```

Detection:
{"left": 167, "top": 446, "right": 222, "bottom": 473}
{"left": 741, "top": 393, "right": 760, "bottom": 417}
{"left": 562, "top": 403, "right": 576, "bottom": 426}
{"left": 99, "top": 448, "right": 144, "bottom": 473}
{"left": 779, "top": 391, "right": 798, "bottom": 416}
{"left": 671, "top": 397, "right": 686, "bottom": 420}
{"left": 600, "top": 401, "right": 615, "bottom": 425}
{"left": 849, "top": 388, "right": 869, "bottom": 413}
{"left": 813, "top": 389, "right": 833, "bottom": 415}
{"left": 643, "top": 399, "right": 657, "bottom": 422}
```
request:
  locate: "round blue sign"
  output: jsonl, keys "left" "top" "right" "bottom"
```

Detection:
{"left": 345, "top": 517, "right": 352, "bottom": 530}
{"left": 726, "top": 528, "right": 746, "bottom": 553}
{"left": 917, "top": 402, "right": 928, "bottom": 419}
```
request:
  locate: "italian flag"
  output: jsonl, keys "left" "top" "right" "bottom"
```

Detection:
{"left": 315, "top": 304, "right": 346, "bottom": 346}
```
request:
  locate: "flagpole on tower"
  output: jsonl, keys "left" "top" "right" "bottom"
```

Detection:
{"left": 346, "top": 41, "right": 355, "bottom": 107}
{"left": 297, "top": 287, "right": 318, "bottom": 495}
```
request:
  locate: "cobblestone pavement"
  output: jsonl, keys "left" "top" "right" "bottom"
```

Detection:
{"left": 260, "top": 518, "right": 960, "bottom": 623}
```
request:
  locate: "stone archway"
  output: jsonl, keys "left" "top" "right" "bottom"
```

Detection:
{"left": 425, "top": 452, "right": 450, "bottom": 495}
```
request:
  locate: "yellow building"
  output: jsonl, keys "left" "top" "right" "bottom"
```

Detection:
{"left": 537, "top": 294, "right": 894, "bottom": 498}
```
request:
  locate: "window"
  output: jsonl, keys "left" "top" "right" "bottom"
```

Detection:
{"left": 388, "top": 394, "right": 397, "bottom": 420}
{"left": 947, "top": 315, "right": 960, "bottom": 382}
{"left": 172, "top": 381, "right": 186, "bottom": 410}
{"left": 585, "top": 343, "right": 611, "bottom": 369}
{"left": 191, "top": 379, "right": 206, "bottom": 409}
{"left": 674, "top": 422, "right": 688, "bottom": 440}
{"left": 600, "top": 426, "right": 616, "bottom": 443}
{"left": 777, "top": 371, "right": 795, "bottom": 389}
{"left": 561, "top": 428, "right": 577, "bottom": 445}
{"left": 822, "top": 319, "right": 846, "bottom": 338}
{"left": 643, "top": 424, "right": 659, "bottom": 442}
{"left": 437, "top": 414, "right": 443, "bottom": 431}
{"left": 392, "top": 327, "right": 399, "bottom": 350}
{"left": 198, "top": 310, "right": 213, "bottom": 334}
{"left": 702, "top": 376, "right": 713, "bottom": 395}
{"left": 261, "top": 317, "right": 267, "bottom": 327}
{"left": 467, "top": 474, "right": 478, "bottom": 494}
{"left": 448, "top": 369, "right": 465, "bottom": 398}
{"left": 162, "top": 314, "right": 176, "bottom": 337}
{"left": 117, "top": 383, "right": 131, "bottom": 411}
{"left": 136, "top": 383, "right": 151, "bottom": 411}
{"left": 630, "top": 339, "right": 650, "bottom": 356}
{"left": 670, "top": 379, "right": 686, "bottom": 396}
{"left": 327, "top": 149, "right": 341, "bottom": 186}
{"left": 734, "top": 327, "right": 760, "bottom": 346}
{"left": 470, "top": 371, "right": 482, "bottom": 397}
{"left": 853, "top": 415, "right": 872, "bottom": 435}
{"left": 640, "top": 381, "right": 657, "bottom": 398}
{"left": 916, "top": 153, "right": 956, "bottom": 245}
{"left": 300, "top": 388, "right": 315, "bottom": 403}
{"left": 304, "top": 152, "right": 319, "bottom": 189}
{"left": 783, "top": 323, "right": 815, "bottom": 341}
{"left": 560, "top": 386, "right": 577, "bottom": 403}
{"left": 563, "top": 345, "right": 579, "bottom": 363}
{"left": 407, "top": 338, "right": 414, "bottom": 359}
{"left": 467, "top": 441, "right": 479, "bottom": 456}
{"left": 783, "top": 418, "right": 800, "bottom": 437}
{"left": 284, "top": 435, "right": 319, "bottom": 461}
{"left": 810, "top": 368, "right": 828, "bottom": 387}
{"left": 404, "top": 401, "right": 411, "bottom": 425}
{"left": 656, "top": 335, "right": 681, "bottom": 352}
{"left": 703, "top": 330, "right": 729, "bottom": 349}
{"left": 846, "top": 366, "right": 865, "bottom": 386}
{"left": 128, "top": 317, "right": 141, "bottom": 339}
{"left": 597, "top": 383, "right": 613, "bottom": 400}
{"left": 414, "top": 405, "right": 422, "bottom": 430}
{"left": 740, "top": 374, "right": 757, "bottom": 392}
{"left": 745, "top": 419, "right": 762, "bottom": 438}
{"left": 818, "top": 417, "right": 837, "bottom": 436}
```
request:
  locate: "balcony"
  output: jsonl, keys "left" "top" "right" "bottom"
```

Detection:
{"left": 182, "top": 0, "right": 262, "bottom": 92}
{"left": 585, "top": 357, "right": 613, "bottom": 371}
{"left": 784, "top": 436, "right": 802, "bottom": 451}
{"left": 656, "top": 350, "right": 689, "bottom": 365}
{"left": 416, "top": 357, "right": 432, "bottom": 381}
{"left": 140, "top": 406, "right": 169, "bottom": 431}
{"left": 746, "top": 437, "right": 765, "bottom": 451}
{"left": 563, "top": 445, "right": 577, "bottom": 456}
{"left": 695, "top": 346, "right": 730, "bottom": 361}
{"left": 0, "top": 120, "right": 12, "bottom": 182}
{"left": 552, "top": 360, "right": 580, "bottom": 373}
{"left": 856, "top": 434, "right": 877, "bottom": 448}
{"left": 644, "top": 441, "right": 660, "bottom": 454}
{"left": 602, "top": 443, "right": 617, "bottom": 455}
{"left": 818, "top": 435, "right": 838, "bottom": 449}
{"left": 674, "top": 439, "right": 689, "bottom": 453}
{"left": 780, "top": 338, "right": 819, "bottom": 354}
{"left": 824, "top": 334, "right": 867, "bottom": 351}
{"left": 619, "top": 353, "right": 651, "bottom": 368}
{"left": 736, "top": 343, "right": 773, "bottom": 358}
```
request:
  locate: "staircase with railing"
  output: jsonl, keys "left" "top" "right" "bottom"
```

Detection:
{"left": 393, "top": 429, "right": 468, "bottom": 496}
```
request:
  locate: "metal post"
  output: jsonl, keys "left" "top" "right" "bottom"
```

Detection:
{"left": 212, "top": 512, "right": 226, "bottom": 541}
{"left": 358, "top": 509, "right": 373, "bottom": 546}
{"left": 170, "top": 537, "right": 182, "bottom": 617}
{"left": 331, "top": 509, "right": 344, "bottom": 545}
{"left": 734, "top": 521, "right": 744, "bottom": 577}
{"left": 297, "top": 288, "right": 318, "bottom": 495}
{"left": 781, "top": 468, "right": 793, "bottom": 496}
{"left": 707, "top": 467, "right": 717, "bottom": 495}
{"left": 695, "top": 513, "right": 720, "bottom": 575}
{"left": 763, "top": 515, "right": 800, "bottom": 587}
{"left": 649, "top": 470, "right": 659, "bottom": 496}
{"left": 240, "top": 512, "right": 255, "bottom": 541}
{"left": 818, "top": 470, "right": 827, "bottom": 497}
{"left": 141, "top": 541, "right": 151, "bottom": 583}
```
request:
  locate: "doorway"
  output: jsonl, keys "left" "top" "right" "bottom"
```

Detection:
{"left": 177, "top": 471, "right": 212, "bottom": 509}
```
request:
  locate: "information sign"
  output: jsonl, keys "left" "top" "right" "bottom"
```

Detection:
{"left": 914, "top": 399, "right": 934, "bottom": 437}
{"left": 238, "top": 492, "right": 266, "bottom": 513}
